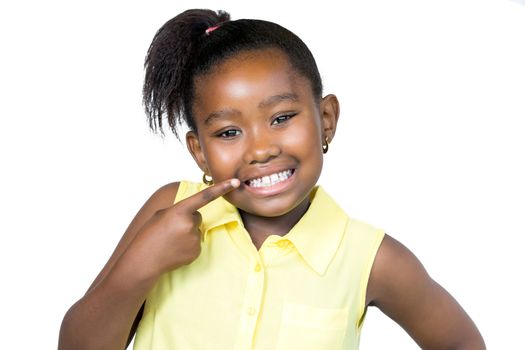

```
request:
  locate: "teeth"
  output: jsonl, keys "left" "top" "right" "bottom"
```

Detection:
{"left": 248, "top": 170, "right": 293, "bottom": 188}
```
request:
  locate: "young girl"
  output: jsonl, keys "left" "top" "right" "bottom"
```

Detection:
{"left": 59, "top": 9, "right": 485, "bottom": 350}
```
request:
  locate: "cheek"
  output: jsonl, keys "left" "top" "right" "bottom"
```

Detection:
{"left": 287, "top": 117, "right": 324, "bottom": 178}
{"left": 285, "top": 117, "right": 323, "bottom": 154}
{"left": 204, "top": 143, "right": 241, "bottom": 176}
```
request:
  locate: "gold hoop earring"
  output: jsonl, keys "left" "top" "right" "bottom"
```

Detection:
{"left": 202, "top": 173, "right": 214, "bottom": 186}
{"left": 322, "top": 137, "right": 329, "bottom": 154}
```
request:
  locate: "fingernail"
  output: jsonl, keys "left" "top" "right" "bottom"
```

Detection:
{"left": 230, "top": 178, "right": 240, "bottom": 188}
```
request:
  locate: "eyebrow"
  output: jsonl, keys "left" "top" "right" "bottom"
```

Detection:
{"left": 258, "top": 93, "right": 299, "bottom": 108}
{"left": 204, "top": 108, "right": 240, "bottom": 126}
{"left": 203, "top": 93, "right": 299, "bottom": 126}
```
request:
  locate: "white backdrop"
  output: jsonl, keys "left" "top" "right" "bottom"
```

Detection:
{"left": 1, "top": 0, "right": 524, "bottom": 348}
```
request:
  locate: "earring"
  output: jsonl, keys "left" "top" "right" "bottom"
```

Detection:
{"left": 322, "top": 137, "right": 329, "bottom": 154}
{"left": 202, "top": 172, "right": 214, "bottom": 186}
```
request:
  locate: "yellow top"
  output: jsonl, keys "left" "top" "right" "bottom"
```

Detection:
{"left": 134, "top": 181, "right": 384, "bottom": 350}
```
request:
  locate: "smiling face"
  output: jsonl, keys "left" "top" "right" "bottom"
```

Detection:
{"left": 187, "top": 48, "right": 338, "bottom": 218}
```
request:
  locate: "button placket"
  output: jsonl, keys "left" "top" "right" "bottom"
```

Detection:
{"left": 236, "top": 256, "right": 265, "bottom": 350}
{"left": 247, "top": 307, "right": 256, "bottom": 316}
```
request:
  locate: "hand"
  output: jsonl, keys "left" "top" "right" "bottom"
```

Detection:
{"left": 131, "top": 178, "right": 240, "bottom": 276}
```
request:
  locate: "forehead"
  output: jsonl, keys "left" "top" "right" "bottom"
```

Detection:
{"left": 192, "top": 49, "right": 313, "bottom": 117}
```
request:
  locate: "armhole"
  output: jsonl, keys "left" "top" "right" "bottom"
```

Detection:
{"left": 173, "top": 180, "right": 188, "bottom": 204}
{"left": 357, "top": 228, "right": 385, "bottom": 328}
{"left": 173, "top": 180, "right": 205, "bottom": 205}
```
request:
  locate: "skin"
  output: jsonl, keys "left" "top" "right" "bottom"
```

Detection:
{"left": 58, "top": 48, "right": 485, "bottom": 349}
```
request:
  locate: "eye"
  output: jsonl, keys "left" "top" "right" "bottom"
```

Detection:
{"left": 271, "top": 113, "right": 296, "bottom": 126}
{"left": 216, "top": 129, "right": 241, "bottom": 138}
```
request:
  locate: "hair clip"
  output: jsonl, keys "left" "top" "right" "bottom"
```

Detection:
{"left": 205, "top": 25, "right": 220, "bottom": 35}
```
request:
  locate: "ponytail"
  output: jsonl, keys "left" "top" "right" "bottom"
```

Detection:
{"left": 143, "top": 9, "right": 230, "bottom": 137}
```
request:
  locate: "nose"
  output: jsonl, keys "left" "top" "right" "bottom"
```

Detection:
{"left": 243, "top": 131, "right": 281, "bottom": 164}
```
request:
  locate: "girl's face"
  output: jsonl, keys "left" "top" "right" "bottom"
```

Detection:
{"left": 187, "top": 48, "right": 339, "bottom": 218}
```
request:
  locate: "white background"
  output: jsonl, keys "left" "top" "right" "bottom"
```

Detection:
{"left": 1, "top": 0, "right": 524, "bottom": 348}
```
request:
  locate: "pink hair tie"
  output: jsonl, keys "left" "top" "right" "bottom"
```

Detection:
{"left": 205, "top": 25, "right": 220, "bottom": 35}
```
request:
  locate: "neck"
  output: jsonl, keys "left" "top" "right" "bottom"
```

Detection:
{"left": 239, "top": 196, "right": 310, "bottom": 249}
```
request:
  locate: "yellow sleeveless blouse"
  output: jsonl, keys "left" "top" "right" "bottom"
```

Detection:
{"left": 134, "top": 181, "right": 384, "bottom": 350}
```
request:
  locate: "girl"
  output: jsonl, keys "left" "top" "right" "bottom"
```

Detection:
{"left": 59, "top": 9, "right": 485, "bottom": 350}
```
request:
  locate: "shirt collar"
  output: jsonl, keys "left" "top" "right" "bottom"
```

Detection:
{"left": 285, "top": 186, "right": 348, "bottom": 275}
{"left": 198, "top": 185, "right": 348, "bottom": 276}
{"left": 198, "top": 189, "right": 242, "bottom": 239}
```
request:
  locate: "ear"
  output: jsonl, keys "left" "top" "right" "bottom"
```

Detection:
{"left": 319, "top": 94, "right": 340, "bottom": 143}
{"left": 186, "top": 131, "right": 208, "bottom": 173}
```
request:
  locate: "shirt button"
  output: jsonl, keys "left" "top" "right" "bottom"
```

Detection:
{"left": 254, "top": 264, "right": 261, "bottom": 272}
{"left": 277, "top": 240, "right": 289, "bottom": 248}
{"left": 248, "top": 307, "right": 256, "bottom": 316}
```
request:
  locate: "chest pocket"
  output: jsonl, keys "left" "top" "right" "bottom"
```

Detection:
{"left": 275, "top": 303, "right": 349, "bottom": 350}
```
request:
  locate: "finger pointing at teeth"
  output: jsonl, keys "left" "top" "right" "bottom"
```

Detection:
{"left": 130, "top": 178, "right": 241, "bottom": 274}
{"left": 178, "top": 178, "right": 240, "bottom": 213}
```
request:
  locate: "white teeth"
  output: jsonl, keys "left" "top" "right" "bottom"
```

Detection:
{"left": 248, "top": 170, "right": 293, "bottom": 188}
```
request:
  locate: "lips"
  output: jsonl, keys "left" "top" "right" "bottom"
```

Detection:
{"left": 246, "top": 169, "right": 294, "bottom": 188}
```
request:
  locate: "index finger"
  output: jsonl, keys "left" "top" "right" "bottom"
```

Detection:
{"left": 179, "top": 178, "right": 240, "bottom": 213}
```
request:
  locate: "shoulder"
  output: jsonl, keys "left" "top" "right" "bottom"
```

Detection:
{"left": 366, "top": 234, "right": 428, "bottom": 306}
{"left": 118, "top": 181, "right": 184, "bottom": 248}
{"left": 144, "top": 180, "right": 207, "bottom": 207}
{"left": 151, "top": 181, "right": 180, "bottom": 201}
{"left": 136, "top": 181, "right": 182, "bottom": 212}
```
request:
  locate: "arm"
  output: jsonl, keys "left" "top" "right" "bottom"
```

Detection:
{"left": 58, "top": 182, "right": 180, "bottom": 350}
{"left": 366, "top": 234, "right": 485, "bottom": 350}
{"left": 58, "top": 179, "right": 239, "bottom": 350}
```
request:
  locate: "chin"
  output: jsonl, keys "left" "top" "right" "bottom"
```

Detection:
{"left": 250, "top": 206, "right": 294, "bottom": 218}
{"left": 239, "top": 192, "right": 310, "bottom": 218}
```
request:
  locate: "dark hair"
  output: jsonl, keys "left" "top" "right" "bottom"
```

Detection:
{"left": 143, "top": 9, "right": 323, "bottom": 138}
